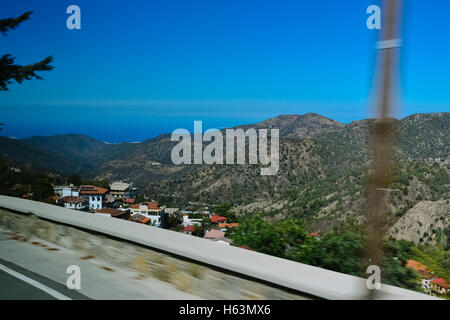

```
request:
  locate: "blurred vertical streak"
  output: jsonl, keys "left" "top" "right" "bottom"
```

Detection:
{"left": 366, "top": 0, "right": 403, "bottom": 299}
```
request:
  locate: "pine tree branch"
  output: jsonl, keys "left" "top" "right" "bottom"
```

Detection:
{"left": 0, "top": 11, "right": 33, "bottom": 36}
{"left": 0, "top": 54, "right": 54, "bottom": 91}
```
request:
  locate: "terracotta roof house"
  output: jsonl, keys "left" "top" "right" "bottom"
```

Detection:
{"left": 210, "top": 215, "right": 227, "bottom": 223}
{"left": 204, "top": 229, "right": 225, "bottom": 239}
{"left": 218, "top": 223, "right": 239, "bottom": 229}
{"left": 61, "top": 196, "right": 88, "bottom": 210}
{"left": 130, "top": 214, "right": 150, "bottom": 224}
{"left": 430, "top": 278, "right": 449, "bottom": 296}
{"left": 183, "top": 225, "right": 195, "bottom": 235}
{"left": 140, "top": 217, "right": 151, "bottom": 224}
{"left": 62, "top": 196, "right": 86, "bottom": 203}
{"left": 95, "top": 208, "right": 129, "bottom": 219}
{"left": 183, "top": 225, "right": 195, "bottom": 232}
{"left": 129, "top": 202, "right": 166, "bottom": 227}
{"left": 80, "top": 185, "right": 109, "bottom": 210}
{"left": 130, "top": 202, "right": 162, "bottom": 210}
{"left": 79, "top": 185, "right": 108, "bottom": 195}
{"left": 431, "top": 278, "right": 449, "bottom": 288}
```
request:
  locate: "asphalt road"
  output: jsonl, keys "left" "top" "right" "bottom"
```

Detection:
{"left": 0, "top": 258, "right": 90, "bottom": 300}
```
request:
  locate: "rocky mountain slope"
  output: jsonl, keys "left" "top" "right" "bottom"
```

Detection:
{"left": 1, "top": 112, "right": 449, "bottom": 242}
{"left": 388, "top": 200, "right": 450, "bottom": 244}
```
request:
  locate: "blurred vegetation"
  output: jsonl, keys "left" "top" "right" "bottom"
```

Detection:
{"left": 230, "top": 215, "right": 437, "bottom": 291}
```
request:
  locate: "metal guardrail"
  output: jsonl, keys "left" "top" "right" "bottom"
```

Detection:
{"left": 0, "top": 195, "right": 438, "bottom": 300}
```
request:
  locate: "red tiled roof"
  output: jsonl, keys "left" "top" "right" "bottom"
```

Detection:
{"left": 80, "top": 185, "right": 108, "bottom": 195}
{"left": 310, "top": 232, "right": 319, "bottom": 237}
{"left": 145, "top": 202, "right": 160, "bottom": 209}
{"left": 95, "top": 208, "right": 126, "bottom": 217}
{"left": 431, "top": 278, "right": 449, "bottom": 289}
{"left": 62, "top": 196, "right": 87, "bottom": 204}
{"left": 123, "top": 198, "right": 134, "bottom": 203}
{"left": 140, "top": 217, "right": 151, "bottom": 224}
{"left": 210, "top": 215, "right": 227, "bottom": 223}
{"left": 130, "top": 202, "right": 161, "bottom": 210}
{"left": 183, "top": 225, "right": 195, "bottom": 232}
{"left": 204, "top": 230, "right": 225, "bottom": 239}
{"left": 218, "top": 223, "right": 239, "bottom": 229}
{"left": 130, "top": 214, "right": 146, "bottom": 222}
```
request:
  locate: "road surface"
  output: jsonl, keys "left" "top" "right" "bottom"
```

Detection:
{"left": 0, "top": 258, "right": 89, "bottom": 300}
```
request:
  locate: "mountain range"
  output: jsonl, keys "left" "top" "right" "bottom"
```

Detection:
{"left": 1, "top": 112, "right": 449, "bottom": 241}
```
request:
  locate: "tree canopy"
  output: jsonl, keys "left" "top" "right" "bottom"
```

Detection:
{"left": 229, "top": 214, "right": 419, "bottom": 289}
{"left": 0, "top": 11, "right": 53, "bottom": 91}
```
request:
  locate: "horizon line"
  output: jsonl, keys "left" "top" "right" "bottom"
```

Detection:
{"left": 1, "top": 111, "right": 448, "bottom": 144}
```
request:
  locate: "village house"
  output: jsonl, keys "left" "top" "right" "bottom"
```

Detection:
{"left": 183, "top": 225, "right": 195, "bottom": 235}
{"left": 204, "top": 229, "right": 233, "bottom": 245}
{"left": 130, "top": 213, "right": 151, "bottom": 225}
{"left": 54, "top": 185, "right": 80, "bottom": 198}
{"left": 182, "top": 213, "right": 203, "bottom": 227}
{"left": 109, "top": 182, "right": 137, "bottom": 199}
{"left": 130, "top": 202, "right": 166, "bottom": 226}
{"left": 210, "top": 215, "right": 227, "bottom": 224}
{"left": 430, "top": 278, "right": 449, "bottom": 296}
{"left": 204, "top": 229, "right": 225, "bottom": 240}
{"left": 80, "top": 185, "right": 109, "bottom": 210}
{"left": 218, "top": 222, "right": 239, "bottom": 232}
{"left": 61, "top": 196, "right": 88, "bottom": 210}
{"left": 95, "top": 208, "right": 130, "bottom": 220}
{"left": 405, "top": 259, "right": 434, "bottom": 294}
{"left": 55, "top": 184, "right": 109, "bottom": 210}
{"left": 404, "top": 260, "right": 450, "bottom": 296}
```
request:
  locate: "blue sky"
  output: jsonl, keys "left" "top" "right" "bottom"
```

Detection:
{"left": 0, "top": 0, "right": 449, "bottom": 142}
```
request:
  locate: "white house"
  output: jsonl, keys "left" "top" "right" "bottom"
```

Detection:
{"left": 130, "top": 202, "right": 166, "bottom": 226}
{"left": 182, "top": 214, "right": 202, "bottom": 227}
{"left": 62, "top": 187, "right": 80, "bottom": 198}
{"left": 79, "top": 185, "right": 109, "bottom": 210}
{"left": 61, "top": 196, "right": 88, "bottom": 210}
{"left": 54, "top": 185, "right": 79, "bottom": 198}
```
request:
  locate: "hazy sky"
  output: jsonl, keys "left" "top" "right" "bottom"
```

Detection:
{"left": 1, "top": 0, "right": 449, "bottom": 142}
